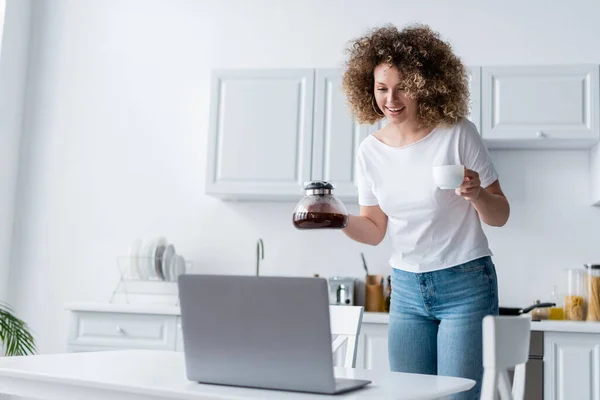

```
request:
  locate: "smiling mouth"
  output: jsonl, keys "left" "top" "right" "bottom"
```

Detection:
{"left": 386, "top": 106, "right": 406, "bottom": 114}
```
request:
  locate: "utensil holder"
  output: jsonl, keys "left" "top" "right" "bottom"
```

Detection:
{"left": 365, "top": 274, "right": 384, "bottom": 312}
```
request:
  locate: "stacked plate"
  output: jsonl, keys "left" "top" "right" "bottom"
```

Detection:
{"left": 125, "top": 237, "right": 187, "bottom": 281}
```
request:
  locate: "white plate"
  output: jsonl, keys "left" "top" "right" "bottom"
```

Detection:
{"left": 154, "top": 237, "right": 168, "bottom": 280}
{"left": 137, "top": 240, "right": 150, "bottom": 280}
{"left": 144, "top": 239, "right": 158, "bottom": 279}
{"left": 161, "top": 244, "right": 175, "bottom": 281}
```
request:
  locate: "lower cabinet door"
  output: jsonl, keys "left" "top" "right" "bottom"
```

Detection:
{"left": 544, "top": 332, "right": 600, "bottom": 400}
{"left": 356, "top": 323, "right": 389, "bottom": 371}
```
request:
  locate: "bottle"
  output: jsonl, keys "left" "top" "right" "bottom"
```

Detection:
{"left": 585, "top": 264, "right": 600, "bottom": 321}
{"left": 564, "top": 268, "right": 586, "bottom": 321}
{"left": 548, "top": 285, "right": 564, "bottom": 320}
{"left": 292, "top": 181, "right": 348, "bottom": 230}
{"left": 384, "top": 275, "right": 391, "bottom": 312}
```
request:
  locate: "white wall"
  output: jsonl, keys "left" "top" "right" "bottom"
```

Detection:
{"left": 0, "top": 0, "right": 31, "bottom": 302}
{"left": 8, "top": 0, "right": 600, "bottom": 353}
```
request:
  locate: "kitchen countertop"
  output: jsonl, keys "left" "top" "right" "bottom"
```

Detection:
{"left": 360, "top": 312, "right": 600, "bottom": 333}
{"left": 65, "top": 302, "right": 182, "bottom": 315}
{"left": 65, "top": 302, "right": 600, "bottom": 334}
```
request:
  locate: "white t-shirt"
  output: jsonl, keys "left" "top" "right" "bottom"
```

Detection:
{"left": 356, "top": 118, "right": 499, "bottom": 273}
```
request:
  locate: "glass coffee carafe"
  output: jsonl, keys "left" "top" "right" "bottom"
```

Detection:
{"left": 292, "top": 181, "right": 348, "bottom": 229}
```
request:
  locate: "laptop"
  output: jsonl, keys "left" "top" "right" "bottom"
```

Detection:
{"left": 177, "top": 274, "right": 371, "bottom": 395}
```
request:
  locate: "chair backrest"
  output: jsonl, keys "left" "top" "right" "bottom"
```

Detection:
{"left": 329, "top": 305, "right": 363, "bottom": 368}
{"left": 481, "top": 315, "right": 531, "bottom": 400}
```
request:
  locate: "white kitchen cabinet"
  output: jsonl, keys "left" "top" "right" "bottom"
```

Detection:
{"left": 482, "top": 65, "right": 600, "bottom": 149}
{"left": 204, "top": 65, "right": 600, "bottom": 201}
{"left": 205, "top": 69, "right": 315, "bottom": 200}
{"left": 205, "top": 68, "right": 370, "bottom": 202}
{"left": 311, "top": 69, "right": 370, "bottom": 200}
{"left": 356, "top": 322, "right": 389, "bottom": 372}
{"left": 544, "top": 331, "right": 600, "bottom": 400}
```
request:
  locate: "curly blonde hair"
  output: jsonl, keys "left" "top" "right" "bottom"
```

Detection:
{"left": 342, "top": 23, "right": 469, "bottom": 127}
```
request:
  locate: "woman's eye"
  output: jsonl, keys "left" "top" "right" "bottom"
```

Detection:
{"left": 376, "top": 88, "right": 387, "bottom": 91}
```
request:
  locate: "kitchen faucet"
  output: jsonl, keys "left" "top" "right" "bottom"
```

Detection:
{"left": 256, "top": 238, "right": 264, "bottom": 276}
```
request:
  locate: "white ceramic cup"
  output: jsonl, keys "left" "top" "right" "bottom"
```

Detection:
{"left": 432, "top": 165, "right": 465, "bottom": 190}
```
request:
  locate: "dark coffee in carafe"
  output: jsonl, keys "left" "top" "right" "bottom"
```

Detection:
{"left": 293, "top": 212, "right": 348, "bottom": 229}
{"left": 292, "top": 181, "right": 348, "bottom": 230}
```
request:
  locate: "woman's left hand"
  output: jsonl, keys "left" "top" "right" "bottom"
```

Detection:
{"left": 455, "top": 168, "right": 481, "bottom": 201}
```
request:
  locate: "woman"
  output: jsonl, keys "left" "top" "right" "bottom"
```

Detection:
{"left": 341, "top": 24, "right": 509, "bottom": 399}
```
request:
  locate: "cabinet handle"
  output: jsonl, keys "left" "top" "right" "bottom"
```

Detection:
{"left": 116, "top": 326, "right": 125, "bottom": 335}
{"left": 536, "top": 131, "right": 546, "bottom": 138}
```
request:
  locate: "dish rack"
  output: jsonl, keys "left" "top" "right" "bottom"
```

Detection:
{"left": 109, "top": 255, "right": 194, "bottom": 306}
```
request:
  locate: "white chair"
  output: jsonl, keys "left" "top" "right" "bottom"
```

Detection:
{"left": 481, "top": 315, "right": 531, "bottom": 400}
{"left": 329, "top": 305, "right": 364, "bottom": 368}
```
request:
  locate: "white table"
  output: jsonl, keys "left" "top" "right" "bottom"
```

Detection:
{"left": 0, "top": 350, "right": 475, "bottom": 400}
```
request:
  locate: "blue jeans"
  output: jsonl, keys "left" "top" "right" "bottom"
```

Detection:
{"left": 388, "top": 256, "right": 499, "bottom": 400}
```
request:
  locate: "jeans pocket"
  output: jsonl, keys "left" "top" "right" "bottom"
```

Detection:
{"left": 446, "top": 263, "right": 486, "bottom": 274}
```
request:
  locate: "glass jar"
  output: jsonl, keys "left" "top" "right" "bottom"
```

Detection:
{"left": 292, "top": 181, "right": 348, "bottom": 230}
{"left": 564, "top": 268, "right": 586, "bottom": 321}
{"left": 585, "top": 264, "right": 600, "bottom": 321}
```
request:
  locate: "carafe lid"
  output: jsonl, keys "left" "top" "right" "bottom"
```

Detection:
{"left": 584, "top": 264, "right": 600, "bottom": 269}
{"left": 304, "top": 181, "right": 334, "bottom": 190}
{"left": 303, "top": 180, "right": 335, "bottom": 195}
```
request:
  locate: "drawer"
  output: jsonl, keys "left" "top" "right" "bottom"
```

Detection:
{"left": 68, "top": 311, "right": 177, "bottom": 350}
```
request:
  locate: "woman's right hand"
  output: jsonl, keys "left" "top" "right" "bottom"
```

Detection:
{"left": 342, "top": 205, "right": 388, "bottom": 246}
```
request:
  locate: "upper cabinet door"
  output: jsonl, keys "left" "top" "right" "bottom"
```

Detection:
{"left": 467, "top": 66, "right": 481, "bottom": 133}
{"left": 482, "top": 65, "right": 600, "bottom": 148}
{"left": 205, "top": 69, "right": 315, "bottom": 200}
{"left": 312, "top": 69, "right": 370, "bottom": 201}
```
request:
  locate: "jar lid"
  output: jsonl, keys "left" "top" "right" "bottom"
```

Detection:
{"left": 304, "top": 181, "right": 334, "bottom": 190}
{"left": 584, "top": 264, "right": 600, "bottom": 269}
